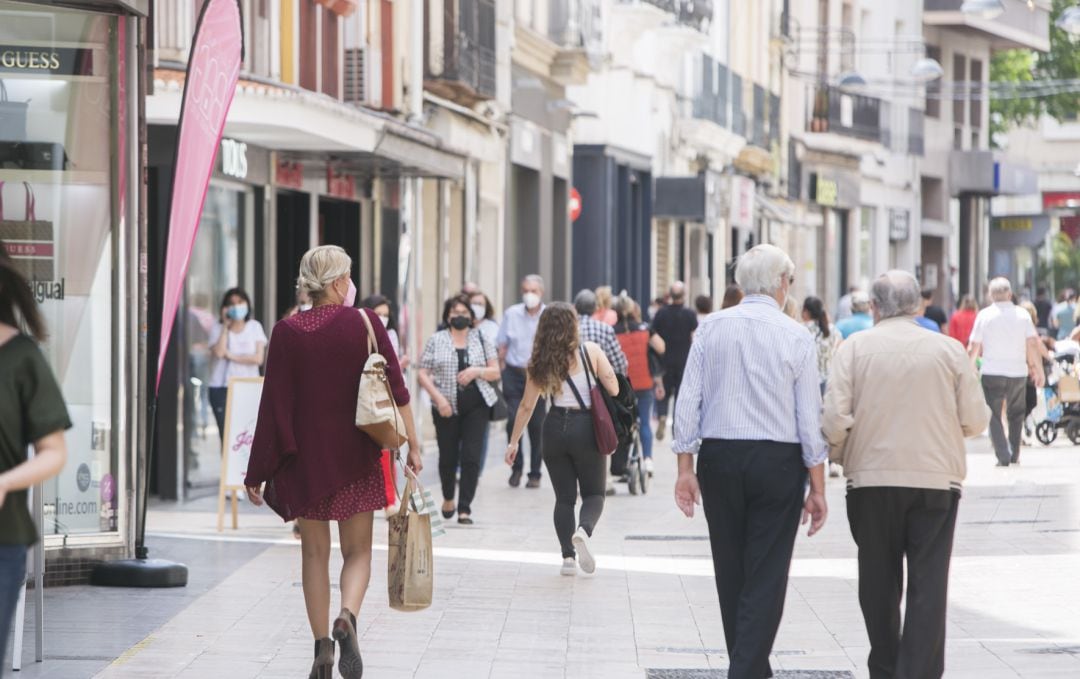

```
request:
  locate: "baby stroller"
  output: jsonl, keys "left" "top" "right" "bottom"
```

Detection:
{"left": 1035, "top": 352, "right": 1080, "bottom": 445}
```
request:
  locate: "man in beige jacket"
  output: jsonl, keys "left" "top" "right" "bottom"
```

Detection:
{"left": 823, "top": 270, "right": 991, "bottom": 679}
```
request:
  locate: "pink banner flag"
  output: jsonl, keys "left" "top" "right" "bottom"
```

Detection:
{"left": 157, "top": 0, "right": 244, "bottom": 391}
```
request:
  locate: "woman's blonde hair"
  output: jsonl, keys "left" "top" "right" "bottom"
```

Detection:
{"left": 595, "top": 286, "right": 613, "bottom": 310}
{"left": 527, "top": 303, "right": 580, "bottom": 396}
{"left": 297, "top": 245, "right": 352, "bottom": 303}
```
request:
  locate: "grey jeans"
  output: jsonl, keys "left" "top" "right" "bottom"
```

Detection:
{"left": 980, "top": 375, "right": 1026, "bottom": 465}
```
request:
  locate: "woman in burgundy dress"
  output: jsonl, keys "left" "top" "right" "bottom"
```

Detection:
{"left": 245, "top": 245, "right": 421, "bottom": 679}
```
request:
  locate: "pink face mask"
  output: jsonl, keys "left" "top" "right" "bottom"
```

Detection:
{"left": 344, "top": 279, "right": 357, "bottom": 307}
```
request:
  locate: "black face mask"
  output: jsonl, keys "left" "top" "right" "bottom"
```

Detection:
{"left": 449, "top": 315, "right": 471, "bottom": 330}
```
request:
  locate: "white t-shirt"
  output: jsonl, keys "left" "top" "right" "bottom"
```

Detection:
{"left": 970, "top": 302, "right": 1036, "bottom": 378}
{"left": 208, "top": 320, "right": 268, "bottom": 387}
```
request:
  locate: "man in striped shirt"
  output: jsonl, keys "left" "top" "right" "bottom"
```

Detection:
{"left": 673, "top": 244, "right": 828, "bottom": 679}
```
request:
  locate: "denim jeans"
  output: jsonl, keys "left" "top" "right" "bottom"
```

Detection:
{"left": 635, "top": 388, "right": 655, "bottom": 459}
{"left": 0, "top": 544, "right": 28, "bottom": 673}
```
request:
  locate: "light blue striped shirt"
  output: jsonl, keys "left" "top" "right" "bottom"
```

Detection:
{"left": 673, "top": 295, "right": 828, "bottom": 468}
{"left": 496, "top": 303, "right": 545, "bottom": 369}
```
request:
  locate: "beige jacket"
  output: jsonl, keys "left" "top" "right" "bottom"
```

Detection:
{"left": 822, "top": 316, "right": 991, "bottom": 492}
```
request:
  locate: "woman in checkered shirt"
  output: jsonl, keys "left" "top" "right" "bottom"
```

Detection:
{"left": 417, "top": 295, "right": 501, "bottom": 525}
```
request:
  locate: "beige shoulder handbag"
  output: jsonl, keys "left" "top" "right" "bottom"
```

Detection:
{"left": 355, "top": 309, "right": 408, "bottom": 449}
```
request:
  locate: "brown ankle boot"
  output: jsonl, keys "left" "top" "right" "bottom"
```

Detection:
{"left": 308, "top": 637, "right": 334, "bottom": 679}
{"left": 332, "top": 607, "right": 363, "bottom": 678}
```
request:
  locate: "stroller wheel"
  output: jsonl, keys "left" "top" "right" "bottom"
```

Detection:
{"left": 1036, "top": 421, "right": 1057, "bottom": 446}
{"left": 1068, "top": 421, "right": 1080, "bottom": 446}
{"left": 627, "top": 458, "right": 640, "bottom": 495}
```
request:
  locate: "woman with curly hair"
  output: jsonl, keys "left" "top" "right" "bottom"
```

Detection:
{"left": 505, "top": 303, "right": 619, "bottom": 576}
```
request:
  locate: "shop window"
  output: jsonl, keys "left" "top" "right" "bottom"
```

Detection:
{"left": 0, "top": 2, "right": 127, "bottom": 537}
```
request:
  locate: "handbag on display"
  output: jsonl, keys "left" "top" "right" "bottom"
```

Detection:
{"left": 355, "top": 308, "right": 409, "bottom": 449}
{"left": 565, "top": 346, "right": 619, "bottom": 455}
{"left": 0, "top": 182, "right": 53, "bottom": 281}
{"left": 0, "top": 81, "right": 28, "bottom": 142}
{"left": 478, "top": 332, "right": 509, "bottom": 421}
{"left": 387, "top": 469, "right": 434, "bottom": 612}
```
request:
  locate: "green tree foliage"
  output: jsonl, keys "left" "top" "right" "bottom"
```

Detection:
{"left": 991, "top": 0, "right": 1080, "bottom": 143}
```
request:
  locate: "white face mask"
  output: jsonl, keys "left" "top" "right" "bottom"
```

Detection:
{"left": 377, "top": 314, "right": 390, "bottom": 327}
{"left": 299, "top": 303, "right": 312, "bottom": 312}
{"left": 470, "top": 304, "right": 486, "bottom": 320}
{"left": 522, "top": 292, "right": 541, "bottom": 310}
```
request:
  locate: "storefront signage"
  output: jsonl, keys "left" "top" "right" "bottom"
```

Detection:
{"left": 1044, "top": 191, "right": 1080, "bottom": 210}
{"left": 888, "top": 209, "right": 910, "bottom": 242}
{"left": 276, "top": 160, "right": 303, "bottom": 189}
{"left": 569, "top": 187, "right": 582, "bottom": 222}
{"left": 810, "top": 174, "right": 839, "bottom": 207}
{"left": 220, "top": 138, "right": 247, "bottom": 179}
{"left": 730, "top": 175, "right": 756, "bottom": 229}
{"left": 327, "top": 166, "right": 355, "bottom": 200}
{"left": 0, "top": 46, "right": 92, "bottom": 75}
{"left": 997, "top": 217, "right": 1033, "bottom": 231}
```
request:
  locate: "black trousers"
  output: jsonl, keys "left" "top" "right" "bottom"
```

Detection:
{"left": 208, "top": 386, "right": 228, "bottom": 444}
{"left": 847, "top": 487, "right": 959, "bottom": 679}
{"left": 980, "top": 375, "right": 1026, "bottom": 464}
{"left": 543, "top": 407, "right": 606, "bottom": 559}
{"left": 698, "top": 440, "right": 807, "bottom": 679}
{"left": 432, "top": 398, "right": 488, "bottom": 515}
{"left": 503, "top": 366, "right": 546, "bottom": 479}
{"left": 656, "top": 367, "right": 684, "bottom": 418}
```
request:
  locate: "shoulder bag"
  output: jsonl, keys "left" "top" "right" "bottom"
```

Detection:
{"left": 355, "top": 309, "right": 408, "bottom": 449}
{"left": 565, "top": 346, "right": 618, "bottom": 455}
{"left": 477, "top": 331, "right": 509, "bottom": 421}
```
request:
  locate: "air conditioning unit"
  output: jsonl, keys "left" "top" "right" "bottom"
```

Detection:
{"left": 344, "top": 47, "right": 368, "bottom": 104}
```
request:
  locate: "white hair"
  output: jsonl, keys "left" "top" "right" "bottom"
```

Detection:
{"left": 522, "top": 274, "right": 545, "bottom": 291}
{"left": 297, "top": 245, "right": 352, "bottom": 303}
{"left": 734, "top": 244, "right": 796, "bottom": 296}
{"left": 988, "top": 277, "right": 1012, "bottom": 302}
{"left": 871, "top": 270, "right": 921, "bottom": 319}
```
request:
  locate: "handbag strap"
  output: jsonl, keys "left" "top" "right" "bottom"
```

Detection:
{"left": 358, "top": 307, "right": 379, "bottom": 355}
{"left": 23, "top": 182, "right": 34, "bottom": 221}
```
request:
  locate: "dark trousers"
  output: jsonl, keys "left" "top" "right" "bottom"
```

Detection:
{"left": 0, "top": 544, "right": 28, "bottom": 673}
{"left": 503, "top": 367, "right": 546, "bottom": 479}
{"left": 656, "top": 368, "right": 684, "bottom": 418}
{"left": 433, "top": 401, "right": 488, "bottom": 515}
{"left": 208, "top": 386, "right": 228, "bottom": 443}
{"left": 698, "top": 440, "right": 807, "bottom": 679}
{"left": 847, "top": 487, "right": 960, "bottom": 679}
{"left": 981, "top": 375, "right": 1026, "bottom": 464}
{"left": 543, "top": 407, "right": 606, "bottom": 559}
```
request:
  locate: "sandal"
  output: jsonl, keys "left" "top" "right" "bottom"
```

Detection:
{"left": 457, "top": 514, "right": 474, "bottom": 525}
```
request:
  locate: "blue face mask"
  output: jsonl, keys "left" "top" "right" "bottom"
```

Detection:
{"left": 227, "top": 304, "right": 248, "bottom": 321}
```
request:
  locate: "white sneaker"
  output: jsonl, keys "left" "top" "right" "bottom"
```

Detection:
{"left": 560, "top": 557, "right": 577, "bottom": 576}
{"left": 644, "top": 458, "right": 655, "bottom": 476}
{"left": 572, "top": 527, "right": 596, "bottom": 574}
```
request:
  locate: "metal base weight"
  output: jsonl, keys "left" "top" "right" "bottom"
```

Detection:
{"left": 90, "top": 559, "right": 189, "bottom": 588}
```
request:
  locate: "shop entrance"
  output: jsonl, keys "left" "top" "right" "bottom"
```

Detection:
{"left": 319, "top": 197, "right": 362, "bottom": 289}
{"left": 276, "top": 190, "right": 311, "bottom": 318}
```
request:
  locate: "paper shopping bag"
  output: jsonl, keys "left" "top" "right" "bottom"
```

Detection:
{"left": 409, "top": 483, "right": 446, "bottom": 539}
{"left": 387, "top": 475, "right": 433, "bottom": 611}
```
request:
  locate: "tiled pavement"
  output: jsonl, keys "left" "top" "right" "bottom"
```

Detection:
{"left": 9, "top": 428, "right": 1080, "bottom": 679}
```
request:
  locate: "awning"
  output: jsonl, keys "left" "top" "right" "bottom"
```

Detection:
{"left": 949, "top": 151, "right": 1038, "bottom": 197}
{"left": 757, "top": 193, "right": 801, "bottom": 225}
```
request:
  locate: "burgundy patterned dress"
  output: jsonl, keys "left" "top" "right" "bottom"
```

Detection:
{"left": 245, "top": 304, "right": 410, "bottom": 521}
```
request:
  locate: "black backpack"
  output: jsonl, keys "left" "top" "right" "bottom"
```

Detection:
{"left": 607, "top": 372, "right": 638, "bottom": 447}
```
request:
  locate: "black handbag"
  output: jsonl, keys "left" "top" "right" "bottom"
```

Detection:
{"left": 478, "top": 332, "right": 508, "bottom": 421}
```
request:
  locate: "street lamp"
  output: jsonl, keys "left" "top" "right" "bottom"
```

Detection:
{"left": 910, "top": 58, "right": 945, "bottom": 82}
{"left": 837, "top": 71, "right": 867, "bottom": 87}
{"left": 1057, "top": 6, "right": 1080, "bottom": 35}
{"left": 961, "top": 0, "right": 1006, "bottom": 20}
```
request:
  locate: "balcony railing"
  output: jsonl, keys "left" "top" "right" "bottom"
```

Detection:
{"left": 425, "top": 0, "right": 496, "bottom": 102}
{"left": 549, "top": 0, "right": 603, "bottom": 50}
{"left": 808, "top": 85, "right": 888, "bottom": 145}
{"left": 692, "top": 56, "right": 728, "bottom": 127}
{"left": 751, "top": 84, "right": 767, "bottom": 148}
{"left": 909, "top": 108, "right": 925, "bottom": 156}
{"left": 619, "top": 0, "right": 712, "bottom": 32}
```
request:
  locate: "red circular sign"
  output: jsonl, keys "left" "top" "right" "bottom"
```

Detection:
{"left": 569, "top": 187, "right": 582, "bottom": 222}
